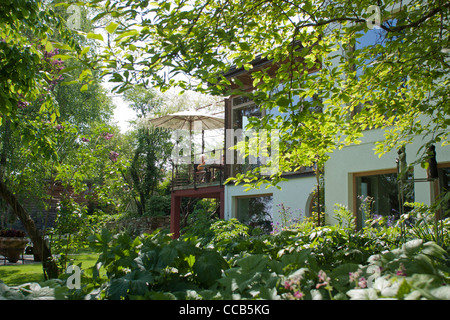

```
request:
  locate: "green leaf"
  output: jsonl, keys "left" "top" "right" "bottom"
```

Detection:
{"left": 193, "top": 251, "right": 226, "bottom": 287}
{"left": 80, "top": 46, "right": 90, "bottom": 56}
{"left": 106, "top": 22, "right": 119, "bottom": 34}
{"left": 45, "top": 41, "right": 53, "bottom": 53}
{"left": 185, "top": 255, "right": 195, "bottom": 268}
{"left": 115, "top": 29, "right": 139, "bottom": 41}
{"left": 87, "top": 32, "right": 104, "bottom": 41}
{"left": 429, "top": 286, "right": 450, "bottom": 300}
{"left": 239, "top": 42, "right": 250, "bottom": 51}
{"left": 276, "top": 96, "right": 291, "bottom": 107}
{"left": 237, "top": 254, "right": 268, "bottom": 273}
{"left": 80, "top": 84, "right": 88, "bottom": 92}
{"left": 108, "top": 270, "right": 153, "bottom": 300}
{"left": 52, "top": 54, "right": 73, "bottom": 61}
{"left": 259, "top": 286, "right": 280, "bottom": 300}
{"left": 157, "top": 244, "right": 178, "bottom": 268}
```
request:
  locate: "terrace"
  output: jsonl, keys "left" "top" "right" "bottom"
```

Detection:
{"left": 171, "top": 149, "right": 225, "bottom": 191}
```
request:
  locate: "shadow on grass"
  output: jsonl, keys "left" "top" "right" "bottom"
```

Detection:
{"left": 0, "top": 265, "right": 45, "bottom": 286}
{"left": 0, "top": 253, "right": 99, "bottom": 286}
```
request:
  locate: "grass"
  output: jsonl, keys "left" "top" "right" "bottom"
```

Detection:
{"left": 0, "top": 253, "right": 99, "bottom": 286}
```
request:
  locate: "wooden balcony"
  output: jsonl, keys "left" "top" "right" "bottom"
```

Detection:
{"left": 171, "top": 150, "right": 225, "bottom": 191}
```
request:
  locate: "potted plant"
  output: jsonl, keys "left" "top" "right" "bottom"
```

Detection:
{"left": 0, "top": 229, "right": 28, "bottom": 263}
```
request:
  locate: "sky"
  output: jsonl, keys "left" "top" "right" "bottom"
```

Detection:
{"left": 111, "top": 95, "right": 135, "bottom": 133}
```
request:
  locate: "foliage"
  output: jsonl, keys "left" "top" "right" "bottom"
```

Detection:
{"left": 403, "top": 202, "right": 450, "bottom": 249}
{"left": 77, "top": 219, "right": 449, "bottom": 300}
{"left": 1, "top": 210, "right": 449, "bottom": 300}
{"left": 122, "top": 86, "right": 174, "bottom": 216}
{"left": 82, "top": 0, "right": 449, "bottom": 193}
{"left": 85, "top": 229, "right": 228, "bottom": 300}
{"left": 346, "top": 240, "right": 450, "bottom": 300}
{"left": 0, "top": 280, "right": 68, "bottom": 300}
{"left": 127, "top": 126, "right": 173, "bottom": 216}
{"left": 0, "top": 0, "right": 119, "bottom": 280}
{"left": 333, "top": 204, "right": 357, "bottom": 229}
{"left": 143, "top": 194, "right": 170, "bottom": 217}
{"left": 180, "top": 199, "right": 220, "bottom": 244}
{"left": 46, "top": 124, "right": 131, "bottom": 270}
{"left": 46, "top": 205, "right": 448, "bottom": 300}
{"left": 273, "top": 203, "right": 303, "bottom": 233}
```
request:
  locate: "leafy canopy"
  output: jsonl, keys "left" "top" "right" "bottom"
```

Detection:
{"left": 77, "top": 0, "right": 449, "bottom": 187}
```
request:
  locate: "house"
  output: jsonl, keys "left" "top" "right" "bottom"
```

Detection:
{"left": 323, "top": 19, "right": 450, "bottom": 227}
{"left": 169, "top": 9, "right": 449, "bottom": 238}
{"left": 169, "top": 49, "right": 320, "bottom": 238}
{"left": 324, "top": 125, "right": 450, "bottom": 229}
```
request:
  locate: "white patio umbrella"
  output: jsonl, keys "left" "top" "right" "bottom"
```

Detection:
{"left": 148, "top": 109, "right": 224, "bottom": 158}
{"left": 148, "top": 110, "right": 224, "bottom": 131}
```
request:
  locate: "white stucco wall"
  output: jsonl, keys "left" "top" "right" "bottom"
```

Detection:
{"left": 324, "top": 127, "right": 450, "bottom": 225}
{"left": 224, "top": 175, "right": 317, "bottom": 227}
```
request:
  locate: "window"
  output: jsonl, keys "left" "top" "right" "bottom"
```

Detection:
{"left": 235, "top": 195, "right": 273, "bottom": 234}
{"left": 231, "top": 96, "right": 263, "bottom": 175}
{"left": 233, "top": 103, "right": 262, "bottom": 131}
{"left": 353, "top": 19, "right": 397, "bottom": 76}
{"left": 438, "top": 165, "right": 450, "bottom": 217}
{"left": 354, "top": 170, "right": 414, "bottom": 229}
{"left": 349, "top": 19, "right": 402, "bottom": 117}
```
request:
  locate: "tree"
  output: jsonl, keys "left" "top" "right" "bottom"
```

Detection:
{"left": 0, "top": 0, "right": 114, "bottom": 278}
{"left": 84, "top": 0, "right": 448, "bottom": 191}
{"left": 0, "top": 0, "right": 79, "bottom": 278}
{"left": 123, "top": 86, "right": 173, "bottom": 216}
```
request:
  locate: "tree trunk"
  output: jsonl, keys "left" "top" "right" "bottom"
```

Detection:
{"left": 0, "top": 179, "right": 59, "bottom": 279}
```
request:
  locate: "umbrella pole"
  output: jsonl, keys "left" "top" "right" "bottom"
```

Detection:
{"left": 189, "top": 120, "right": 193, "bottom": 165}
{"left": 202, "top": 129, "right": 205, "bottom": 154}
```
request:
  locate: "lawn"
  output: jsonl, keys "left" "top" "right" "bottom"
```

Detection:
{"left": 0, "top": 253, "right": 99, "bottom": 286}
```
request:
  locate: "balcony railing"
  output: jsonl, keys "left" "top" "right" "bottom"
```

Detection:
{"left": 171, "top": 149, "right": 224, "bottom": 190}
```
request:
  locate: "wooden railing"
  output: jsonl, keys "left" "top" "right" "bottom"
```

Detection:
{"left": 171, "top": 149, "right": 224, "bottom": 190}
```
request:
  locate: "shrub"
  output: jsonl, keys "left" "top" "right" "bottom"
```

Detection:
{"left": 144, "top": 194, "right": 171, "bottom": 217}
{"left": 2, "top": 203, "right": 449, "bottom": 300}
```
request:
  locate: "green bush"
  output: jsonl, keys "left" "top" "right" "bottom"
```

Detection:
{"left": 73, "top": 213, "right": 449, "bottom": 300}
{"left": 1, "top": 203, "right": 449, "bottom": 300}
{"left": 144, "top": 194, "right": 171, "bottom": 217}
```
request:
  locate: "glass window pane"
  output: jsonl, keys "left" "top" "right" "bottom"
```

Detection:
{"left": 438, "top": 167, "right": 450, "bottom": 217}
{"left": 236, "top": 195, "right": 273, "bottom": 234}
{"left": 356, "top": 172, "right": 414, "bottom": 229}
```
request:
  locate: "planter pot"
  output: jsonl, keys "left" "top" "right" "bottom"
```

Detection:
{"left": 0, "top": 237, "right": 28, "bottom": 263}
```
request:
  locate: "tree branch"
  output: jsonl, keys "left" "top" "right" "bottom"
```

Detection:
{"left": 380, "top": 3, "right": 450, "bottom": 33}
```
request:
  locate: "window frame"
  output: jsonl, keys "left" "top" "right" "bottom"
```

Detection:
{"left": 233, "top": 193, "right": 273, "bottom": 233}
{"left": 352, "top": 168, "right": 414, "bottom": 229}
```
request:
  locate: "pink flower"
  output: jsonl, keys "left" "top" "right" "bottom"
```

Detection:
{"left": 316, "top": 270, "right": 330, "bottom": 289}
{"left": 396, "top": 263, "right": 407, "bottom": 277}
{"left": 294, "top": 291, "right": 303, "bottom": 299}
{"left": 358, "top": 277, "right": 367, "bottom": 289}
{"left": 109, "top": 151, "right": 119, "bottom": 162}
{"left": 81, "top": 137, "right": 90, "bottom": 142}
{"left": 284, "top": 281, "right": 291, "bottom": 290}
{"left": 103, "top": 133, "right": 114, "bottom": 140}
{"left": 17, "top": 100, "right": 30, "bottom": 109}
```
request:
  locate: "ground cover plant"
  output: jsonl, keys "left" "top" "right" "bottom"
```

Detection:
{"left": 1, "top": 204, "right": 448, "bottom": 300}
{"left": 0, "top": 0, "right": 449, "bottom": 302}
